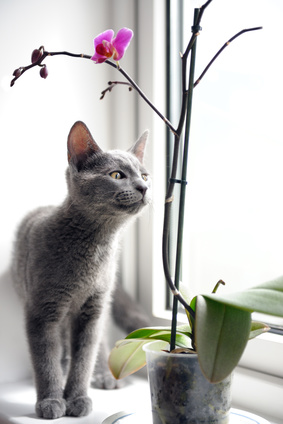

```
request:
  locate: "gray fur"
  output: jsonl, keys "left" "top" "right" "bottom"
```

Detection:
{"left": 11, "top": 121, "right": 151, "bottom": 419}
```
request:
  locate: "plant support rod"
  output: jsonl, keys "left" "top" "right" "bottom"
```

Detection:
{"left": 170, "top": 8, "right": 199, "bottom": 351}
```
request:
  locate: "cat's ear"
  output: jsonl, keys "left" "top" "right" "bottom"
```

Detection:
{"left": 67, "top": 121, "right": 102, "bottom": 169}
{"left": 129, "top": 130, "right": 149, "bottom": 164}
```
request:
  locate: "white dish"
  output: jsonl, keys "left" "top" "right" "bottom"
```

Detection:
{"left": 102, "top": 408, "right": 270, "bottom": 424}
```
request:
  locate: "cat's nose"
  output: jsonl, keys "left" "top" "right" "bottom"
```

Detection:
{"left": 136, "top": 183, "right": 148, "bottom": 198}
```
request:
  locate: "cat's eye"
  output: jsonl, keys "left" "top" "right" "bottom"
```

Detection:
{"left": 141, "top": 174, "right": 148, "bottom": 182}
{"left": 110, "top": 171, "right": 123, "bottom": 180}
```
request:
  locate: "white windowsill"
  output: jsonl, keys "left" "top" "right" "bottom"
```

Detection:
{"left": 0, "top": 376, "right": 280, "bottom": 424}
{"left": 0, "top": 377, "right": 150, "bottom": 424}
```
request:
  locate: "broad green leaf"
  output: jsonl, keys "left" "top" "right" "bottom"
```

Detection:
{"left": 125, "top": 326, "right": 192, "bottom": 344}
{"left": 249, "top": 320, "right": 270, "bottom": 340}
{"left": 148, "top": 331, "right": 192, "bottom": 347}
{"left": 179, "top": 280, "right": 192, "bottom": 304}
{"left": 108, "top": 327, "right": 193, "bottom": 380}
{"left": 175, "top": 324, "right": 191, "bottom": 335}
{"left": 189, "top": 296, "right": 197, "bottom": 330}
{"left": 195, "top": 296, "right": 251, "bottom": 383}
{"left": 190, "top": 296, "right": 197, "bottom": 312}
{"left": 204, "top": 276, "right": 283, "bottom": 317}
{"left": 125, "top": 326, "right": 172, "bottom": 339}
{"left": 108, "top": 339, "right": 148, "bottom": 379}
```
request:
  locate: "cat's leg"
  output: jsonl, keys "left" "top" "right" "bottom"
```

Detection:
{"left": 64, "top": 295, "right": 106, "bottom": 417}
{"left": 26, "top": 310, "right": 66, "bottom": 419}
{"left": 60, "top": 318, "right": 71, "bottom": 377}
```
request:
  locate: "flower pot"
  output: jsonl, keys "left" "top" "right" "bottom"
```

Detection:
{"left": 143, "top": 341, "right": 232, "bottom": 424}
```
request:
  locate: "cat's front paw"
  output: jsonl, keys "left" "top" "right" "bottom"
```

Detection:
{"left": 36, "top": 398, "right": 66, "bottom": 419}
{"left": 91, "top": 369, "right": 124, "bottom": 390}
{"left": 66, "top": 396, "right": 92, "bottom": 417}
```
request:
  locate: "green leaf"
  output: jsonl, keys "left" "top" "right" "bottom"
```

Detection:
{"left": 108, "top": 326, "right": 193, "bottom": 380}
{"left": 249, "top": 320, "right": 270, "bottom": 340}
{"left": 125, "top": 326, "right": 171, "bottom": 339}
{"left": 179, "top": 280, "right": 192, "bottom": 303}
{"left": 204, "top": 276, "right": 283, "bottom": 317}
{"left": 189, "top": 296, "right": 197, "bottom": 330}
{"left": 195, "top": 296, "right": 251, "bottom": 383}
{"left": 125, "top": 326, "right": 192, "bottom": 345}
{"left": 175, "top": 323, "right": 191, "bottom": 335}
{"left": 149, "top": 331, "right": 191, "bottom": 347}
{"left": 108, "top": 339, "right": 149, "bottom": 379}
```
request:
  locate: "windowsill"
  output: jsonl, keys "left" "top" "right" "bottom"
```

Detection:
{"left": 0, "top": 377, "right": 150, "bottom": 424}
{"left": 0, "top": 376, "right": 281, "bottom": 424}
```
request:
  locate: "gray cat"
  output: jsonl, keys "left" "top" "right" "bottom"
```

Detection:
{"left": 11, "top": 121, "right": 151, "bottom": 419}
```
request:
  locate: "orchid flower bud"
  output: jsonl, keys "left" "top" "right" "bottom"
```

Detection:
{"left": 39, "top": 65, "right": 48, "bottom": 79}
{"left": 31, "top": 49, "right": 43, "bottom": 64}
{"left": 13, "top": 68, "right": 22, "bottom": 78}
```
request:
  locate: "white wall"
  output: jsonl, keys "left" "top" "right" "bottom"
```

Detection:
{"left": 0, "top": 0, "right": 139, "bottom": 274}
{"left": 0, "top": 0, "right": 138, "bottom": 383}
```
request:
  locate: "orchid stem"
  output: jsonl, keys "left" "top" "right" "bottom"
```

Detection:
{"left": 105, "top": 60, "right": 177, "bottom": 135}
{"left": 11, "top": 48, "right": 177, "bottom": 134}
{"left": 194, "top": 26, "right": 262, "bottom": 87}
{"left": 212, "top": 280, "right": 226, "bottom": 294}
{"left": 100, "top": 81, "right": 133, "bottom": 100}
{"left": 10, "top": 50, "right": 92, "bottom": 87}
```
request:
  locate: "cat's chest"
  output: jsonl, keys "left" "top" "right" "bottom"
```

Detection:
{"left": 46, "top": 216, "right": 118, "bottom": 269}
{"left": 28, "top": 239, "right": 117, "bottom": 313}
{"left": 54, "top": 232, "right": 117, "bottom": 281}
{"left": 18, "top": 210, "right": 119, "bottom": 304}
{"left": 69, "top": 242, "right": 116, "bottom": 286}
{"left": 64, "top": 245, "right": 116, "bottom": 309}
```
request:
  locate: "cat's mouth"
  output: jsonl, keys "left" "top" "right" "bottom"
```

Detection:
{"left": 115, "top": 191, "right": 145, "bottom": 204}
{"left": 114, "top": 190, "right": 150, "bottom": 212}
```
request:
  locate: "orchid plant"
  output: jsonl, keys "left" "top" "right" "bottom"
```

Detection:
{"left": 11, "top": 0, "right": 283, "bottom": 384}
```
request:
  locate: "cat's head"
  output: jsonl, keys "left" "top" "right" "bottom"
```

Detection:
{"left": 66, "top": 121, "right": 151, "bottom": 220}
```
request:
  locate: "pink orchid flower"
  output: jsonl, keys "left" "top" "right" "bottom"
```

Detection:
{"left": 91, "top": 28, "right": 133, "bottom": 64}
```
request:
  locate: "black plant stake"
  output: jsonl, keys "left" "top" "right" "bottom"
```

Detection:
{"left": 169, "top": 8, "right": 200, "bottom": 351}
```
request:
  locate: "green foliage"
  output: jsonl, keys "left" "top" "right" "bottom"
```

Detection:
{"left": 203, "top": 277, "right": 283, "bottom": 317}
{"left": 249, "top": 321, "right": 270, "bottom": 340}
{"left": 195, "top": 297, "right": 251, "bottom": 382}
{"left": 193, "top": 277, "right": 282, "bottom": 381}
{"left": 109, "top": 339, "right": 149, "bottom": 379}
{"left": 108, "top": 276, "right": 281, "bottom": 383}
{"left": 109, "top": 325, "right": 192, "bottom": 379}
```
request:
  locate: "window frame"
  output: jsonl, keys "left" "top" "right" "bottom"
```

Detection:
{"left": 132, "top": 1, "right": 283, "bottom": 421}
